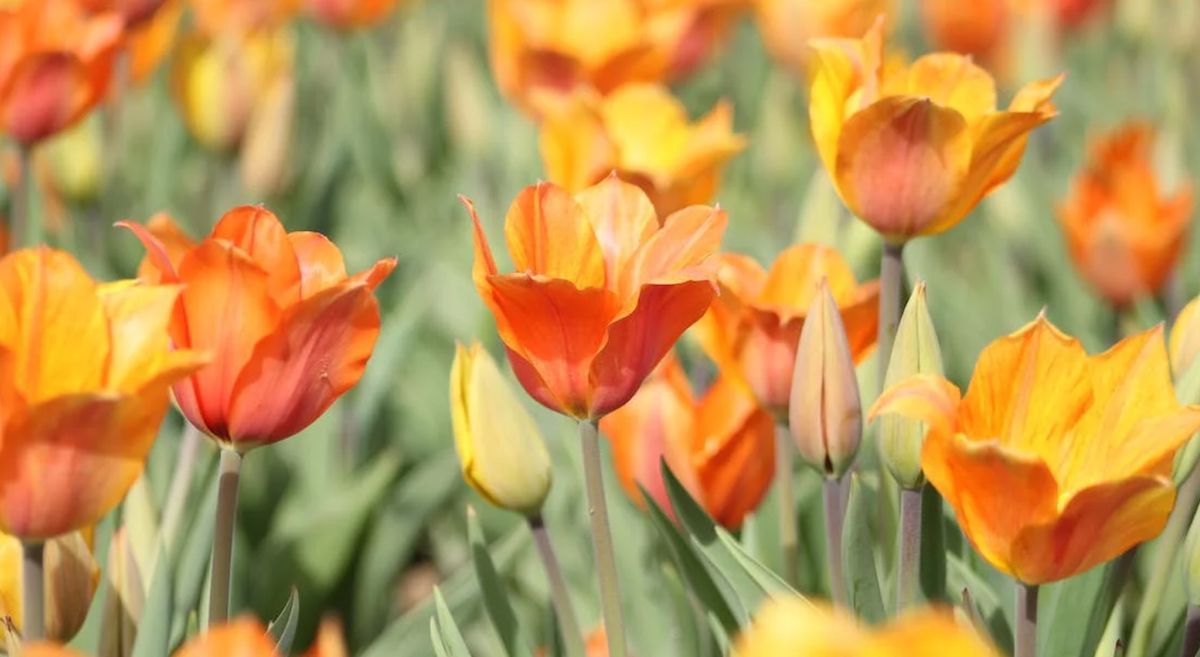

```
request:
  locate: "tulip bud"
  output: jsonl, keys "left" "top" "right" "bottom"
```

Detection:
{"left": 879, "top": 283, "right": 944, "bottom": 488}
{"left": 788, "top": 280, "right": 863, "bottom": 478}
{"left": 240, "top": 72, "right": 295, "bottom": 197}
{"left": 1171, "top": 296, "right": 1200, "bottom": 376}
{"left": 0, "top": 532, "right": 99, "bottom": 646}
{"left": 41, "top": 113, "right": 103, "bottom": 205}
{"left": 1185, "top": 503, "right": 1200, "bottom": 606}
{"left": 450, "top": 342, "right": 552, "bottom": 515}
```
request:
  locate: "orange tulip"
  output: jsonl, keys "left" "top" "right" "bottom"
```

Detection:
{"left": 77, "top": 0, "right": 167, "bottom": 27}
{"left": 302, "top": 618, "right": 348, "bottom": 657}
{"left": 1059, "top": 123, "right": 1192, "bottom": 308}
{"left": 464, "top": 175, "right": 726, "bottom": 420}
{"left": 693, "top": 243, "right": 878, "bottom": 418}
{"left": 306, "top": 0, "right": 402, "bottom": 29}
{"left": 809, "top": 18, "right": 1062, "bottom": 243}
{"left": 601, "top": 353, "right": 775, "bottom": 528}
{"left": 872, "top": 316, "right": 1200, "bottom": 584}
{"left": 539, "top": 83, "right": 745, "bottom": 217}
{"left": 754, "top": 0, "right": 893, "bottom": 75}
{"left": 24, "top": 618, "right": 277, "bottom": 657}
{"left": 920, "top": 0, "right": 1010, "bottom": 66}
{"left": 126, "top": 0, "right": 184, "bottom": 84}
{"left": 0, "top": 247, "right": 206, "bottom": 539}
{"left": 636, "top": 0, "right": 747, "bottom": 78}
{"left": 119, "top": 207, "right": 396, "bottom": 452}
{"left": 0, "top": 0, "right": 122, "bottom": 145}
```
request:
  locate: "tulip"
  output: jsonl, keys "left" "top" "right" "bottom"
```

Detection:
{"left": 920, "top": 0, "right": 1011, "bottom": 66}
{"left": 77, "top": 0, "right": 167, "bottom": 27}
{"left": 126, "top": 0, "right": 184, "bottom": 85}
{"left": 879, "top": 283, "right": 943, "bottom": 489}
{"left": 872, "top": 315, "right": 1200, "bottom": 585}
{"left": 40, "top": 114, "right": 103, "bottom": 206}
{"left": 24, "top": 618, "right": 278, "bottom": 657}
{"left": 734, "top": 597, "right": 1002, "bottom": 657}
{"left": 754, "top": 0, "right": 893, "bottom": 75}
{"left": 693, "top": 243, "right": 878, "bottom": 418}
{"left": 1059, "top": 122, "right": 1192, "bottom": 309}
{"left": 601, "top": 353, "right": 775, "bottom": 528}
{"left": 306, "top": 0, "right": 402, "bottom": 29}
{"left": 450, "top": 342, "right": 553, "bottom": 515}
{"left": 303, "top": 618, "right": 348, "bottom": 657}
{"left": 0, "top": 532, "right": 98, "bottom": 646}
{"left": 0, "top": 0, "right": 123, "bottom": 145}
{"left": 809, "top": 18, "right": 1062, "bottom": 243}
{"left": 539, "top": 83, "right": 745, "bottom": 217}
{"left": 120, "top": 208, "right": 396, "bottom": 449}
{"left": 464, "top": 175, "right": 726, "bottom": 420}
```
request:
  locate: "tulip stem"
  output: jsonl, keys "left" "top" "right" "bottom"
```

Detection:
{"left": 896, "top": 485, "right": 922, "bottom": 609}
{"left": 1183, "top": 605, "right": 1200, "bottom": 657}
{"left": 20, "top": 540, "right": 44, "bottom": 641}
{"left": 1016, "top": 583, "right": 1039, "bottom": 657}
{"left": 877, "top": 241, "right": 906, "bottom": 391}
{"left": 823, "top": 476, "right": 848, "bottom": 606}
{"left": 775, "top": 425, "right": 799, "bottom": 587}
{"left": 161, "top": 424, "right": 204, "bottom": 553}
{"left": 579, "top": 418, "right": 628, "bottom": 657}
{"left": 207, "top": 448, "right": 243, "bottom": 627}
{"left": 11, "top": 146, "right": 32, "bottom": 249}
{"left": 529, "top": 515, "right": 586, "bottom": 657}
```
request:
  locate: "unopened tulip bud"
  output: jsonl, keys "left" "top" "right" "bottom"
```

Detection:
{"left": 450, "top": 342, "right": 552, "bottom": 515}
{"left": 789, "top": 280, "right": 862, "bottom": 478}
{"left": 41, "top": 114, "right": 103, "bottom": 205}
{"left": 879, "top": 283, "right": 944, "bottom": 488}
{"left": 0, "top": 532, "right": 99, "bottom": 645}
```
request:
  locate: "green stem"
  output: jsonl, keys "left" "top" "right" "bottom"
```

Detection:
{"left": 896, "top": 485, "right": 922, "bottom": 609}
{"left": 161, "top": 424, "right": 203, "bottom": 553}
{"left": 579, "top": 418, "right": 627, "bottom": 657}
{"left": 877, "top": 241, "right": 905, "bottom": 391}
{"left": 21, "top": 540, "right": 44, "bottom": 641}
{"left": 775, "top": 424, "right": 798, "bottom": 587}
{"left": 529, "top": 515, "right": 585, "bottom": 657}
{"left": 207, "top": 448, "right": 243, "bottom": 626}
{"left": 823, "top": 477, "right": 848, "bottom": 606}
{"left": 10, "top": 146, "right": 31, "bottom": 249}
{"left": 1016, "top": 583, "right": 1039, "bottom": 657}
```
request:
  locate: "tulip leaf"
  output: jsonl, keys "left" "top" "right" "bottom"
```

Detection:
{"left": 947, "top": 555, "right": 1013, "bottom": 654}
{"left": 842, "top": 475, "right": 886, "bottom": 625}
{"left": 1040, "top": 558, "right": 1131, "bottom": 657}
{"left": 430, "top": 588, "right": 475, "bottom": 657}
{"left": 169, "top": 466, "right": 220, "bottom": 650}
{"left": 131, "top": 547, "right": 173, "bottom": 657}
{"left": 467, "top": 508, "right": 534, "bottom": 657}
{"left": 919, "top": 485, "right": 947, "bottom": 603}
{"left": 267, "top": 587, "right": 300, "bottom": 655}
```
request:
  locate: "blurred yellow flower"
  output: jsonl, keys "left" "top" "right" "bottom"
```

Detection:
{"left": 808, "top": 18, "right": 1061, "bottom": 243}
{"left": 873, "top": 316, "right": 1200, "bottom": 584}
{"left": 0, "top": 531, "right": 99, "bottom": 647}
{"left": 539, "top": 83, "right": 745, "bottom": 216}
{"left": 754, "top": 0, "right": 893, "bottom": 75}
{"left": 450, "top": 342, "right": 553, "bottom": 515}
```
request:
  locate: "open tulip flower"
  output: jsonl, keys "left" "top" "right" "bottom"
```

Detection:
{"left": 464, "top": 176, "right": 726, "bottom": 420}
{"left": 601, "top": 353, "right": 775, "bottom": 528}
{"left": 754, "top": 0, "right": 893, "bottom": 75}
{"left": 809, "top": 18, "right": 1062, "bottom": 243}
{"left": 539, "top": 83, "right": 745, "bottom": 217}
{"left": 0, "top": 0, "right": 123, "bottom": 145}
{"left": 735, "top": 597, "right": 1002, "bottom": 657}
{"left": 119, "top": 208, "right": 396, "bottom": 452}
{"left": 0, "top": 248, "right": 207, "bottom": 539}
{"left": 872, "top": 315, "right": 1200, "bottom": 584}
{"left": 693, "top": 243, "right": 878, "bottom": 418}
{"left": 1059, "top": 122, "right": 1193, "bottom": 309}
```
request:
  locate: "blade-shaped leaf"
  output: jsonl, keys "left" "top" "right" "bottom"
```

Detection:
{"left": 842, "top": 475, "right": 885, "bottom": 624}
{"left": 267, "top": 587, "right": 300, "bottom": 655}
{"left": 467, "top": 507, "right": 533, "bottom": 657}
{"left": 430, "top": 588, "right": 474, "bottom": 657}
{"left": 131, "top": 547, "right": 173, "bottom": 657}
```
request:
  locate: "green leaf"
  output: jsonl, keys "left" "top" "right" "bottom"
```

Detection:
{"left": 947, "top": 555, "right": 1013, "bottom": 654}
{"left": 131, "top": 548, "right": 173, "bottom": 657}
{"left": 267, "top": 587, "right": 300, "bottom": 656}
{"left": 430, "top": 588, "right": 474, "bottom": 657}
{"left": 467, "top": 508, "right": 533, "bottom": 657}
{"left": 1040, "top": 559, "right": 1131, "bottom": 657}
{"left": 842, "top": 475, "right": 886, "bottom": 624}
{"left": 919, "top": 485, "right": 947, "bottom": 603}
{"left": 169, "top": 468, "right": 220, "bottom": 650}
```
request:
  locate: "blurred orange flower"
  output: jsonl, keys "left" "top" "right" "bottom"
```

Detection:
{"left": 77, "top": 0, "right": 167, "bottom": 27}
{"left": 754, "top": 0, "right": 892, "bottom": 75}
{"left": 0, "top": 0, "right": 122, "bottom": 145}
{"left": 539, "top": 83, "right": 745, "bottom": 217}
{"left": 602, "top": 353, "right": 775, "bottom": 528}
{"left": 306, "top": 0, "right": 402, "bottom": 29}
{"left": 1059, "top": 123, "right": 1192, "bottom": 308}
{"left": 126, "top": 0, "right": 184, "bottom": 84}
{"left": 872, "top": 316, "right": 1200, "bottom": 584}
{"left": 302, "top": 618, "right": 348, "bottom": 657}
{"left": 0, "top": 248, "right": 206, "bottom": 539}
{"left": 464, "top": 175, "right": 726, "bottom": 419}
{"left": 24, "top": 618, "right": 278, "bottom": 657}
{"left": 809, "top": 18, "right": 1061, "bottom": 243}
{"left": 188, "top": 0, "right": 298, "bottom": 35}
{"left": 693, "top": 243, "right": 878, "bottom": 418}
{"left": 120, "top": 208, "right": 396, "bottom": 452}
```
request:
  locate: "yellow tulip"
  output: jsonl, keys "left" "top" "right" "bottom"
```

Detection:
{"left": 450, "top": 342, "right": 553, "bottom": 515}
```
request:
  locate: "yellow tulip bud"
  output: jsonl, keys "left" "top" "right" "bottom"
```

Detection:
{"left": 41, "top": 114, "right": 103, "bottom": 205}
{"left": 450, "top": 342, "right": 552, "bottom": 515}
{"left": 0, "top": 531, "right": 99, "bottom": 647}
{"left": 788, "top": 279, "right": 863, "bottom": 478}
{"left": 879, "top": 283, "right": 944, "bottom": 488}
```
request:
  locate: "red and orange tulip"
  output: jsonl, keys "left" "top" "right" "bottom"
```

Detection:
{"left": 120, "top": 207, "right": 396, "bottom": 452}
{"left": 872, "top": 316, "right": 1200, "bottom": 584}
{"left": 0, "top": 247, "right": 207, "bottom": 539}
{"left": 809, "top": 18, "right": 1062, "bottom": 243}
{"left": 1059, "top": 122, "right": 1192, "bottom": 308}
{"left": 601, "top": 353, "right": 775, "bottom": 528}
{"left": 754, "top": 0, "right": 893, "bottom": 75}
{"left": 539, "top": 83, "right": 745, "bottom": 217}
{"left": 464, "top": 175, "right": 726, "bottom": 420}
{"left": 693, "top": 243, "right": 878, "bottom": 418}
{"left": 0, "top": 0, "right": 122, "bottom": 145}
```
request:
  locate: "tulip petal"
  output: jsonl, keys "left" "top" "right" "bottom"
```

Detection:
{"left": 1, "top": 53, "right": 90, "bottom": 145}
{"left": 868, "top": 609, "right": 1003, "bottom": 657}
{"left": 210, "top": 206, "right": 302, "bottom": 305}
{"left": 692, "top": 376, "right": 775, "bottom": 529}
{"left": 758, "top": 243, "right": 859, "bottom": 319}
{"left": 226, "top": 282, "right": 383, "bottom": 447}
{"left": 172, "top": 618, "right": 277, "bottom": 657}
{"left": 807, "top": 17, "right": 886, "bottom": 176}
{"left": 835, "top": 96, "right": 972, "bottom": 240}
{"left": 1009, "top": 476, "right": 1174, "bottom": 584}
{"left": 98, "top": 282, "right": 207, "bottom": 394}
{"left": 348, "top": 257, "right": 398, "bottom": 291}
{"left": 870, "top": 373, "right": 962, "bottom": 437}
{"left": 573, "top": 175, "right": 657, "bottom": 288}
{"left": 115, "top": 216, "right": 186, "bottom": 283}
{"left": 624, "top": 204, "right": 726, "bottom": 299}
{"left": 539, "top": 95, "right": 617, "bottom": 192}
{"left": 598, "top": 84, "right": 692, "bottom": 176}
{"left": 905, "top": 53, "right": 997, "bottom": 126}
{"left": 288, "top": 231, "right": 347, "bottom": 297}
{"left": 504, "top": 182, "right": 606, "bottom": 289}
{"left": 840, "top": 280, "right": 881, "bottom": 362}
